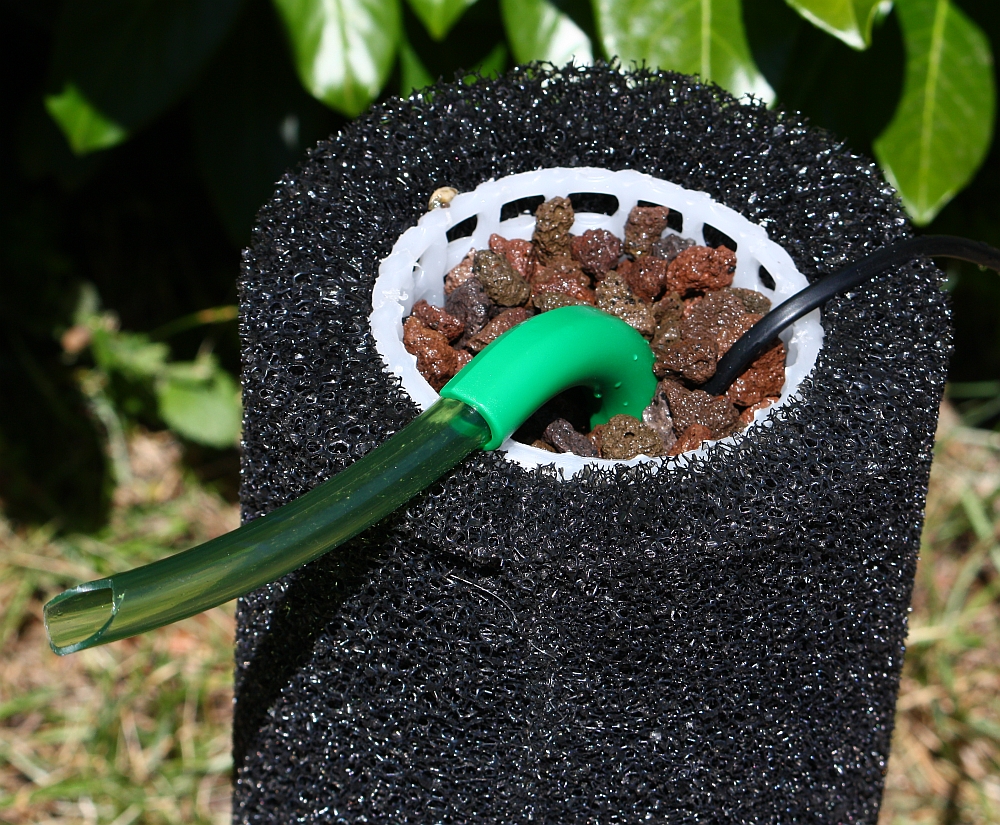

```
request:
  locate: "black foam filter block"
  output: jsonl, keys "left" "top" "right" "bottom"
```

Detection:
{"left": 234, "top": 64, "right": 951, "bottom": 823}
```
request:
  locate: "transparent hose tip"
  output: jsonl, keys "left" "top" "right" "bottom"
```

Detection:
{"left": 44, "top": 579, "right": 119, "bottom": 655}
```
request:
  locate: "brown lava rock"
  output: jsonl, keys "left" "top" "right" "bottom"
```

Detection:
{"left": 532, "top": 197, "right": 575, "bottom": 263}
{"left": 411, "top": 299, "right": 464, "bottom": 342}
{"left": 651, "top": 234, "right": 695, "bottom": 262}
{"left": 490, "top": 234, "right": 536, "bottom": 281}
{"left": 726, "top": 339, "right": 786, "bottom": 407}
{"left": 666, "top": 245, "right": 737, "bottom": 292}
{"left": 571, "top": 228, "right": 621, "bottom": 279}
{"left": 619, "top": 256, "right": 668, "bottom": 302}
{"left": 534, "top": 292, "right": 588, "bottom": 312}
{"left": 600, "top": 414, "right": 665, "bottom": 459}
{"left": 624, "top": 206, "right": 671, "bottom": 258}
{"left": 444, "top": 248, "right": 476, "bottom": 294}
{"left": 445, "top": 278, "right": 495, "bottom": 344}
{"left": 531, "top": 261, "right": 595, "bottom": 305}
{"left": 542, "top": 418, "right": 599, "bottom": 457}
{"left": 595, "top": 273, "right": 655, "bottom": 338}
{"left": 466, "top": 307, "right": 533, "bottom": 353}
{"left": 653, "top": 336, "right": 719, "bottom": 383}
{"left": 730, "top": 286, "right": 772, "bottom": 315}
{"left": 669, "top": 423, "right": 712, "bottom": 456}
{"left": 403, "top": 316, "right": 461, "bottom": 390}
{"left": 662, "top": 380, "right": 739, "bottom": 439}
{"left": 680, "top": 289, "right": 762, "bottom": 355}
{"left": 474, "top": 249, "right": 530, "bottom": 307}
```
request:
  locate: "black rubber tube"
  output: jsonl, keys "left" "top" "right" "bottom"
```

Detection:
{"left": 701, "top": 235, "right": 1000, "bottom": 397}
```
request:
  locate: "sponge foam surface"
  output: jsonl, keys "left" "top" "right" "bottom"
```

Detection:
{"left": 234, "top": 64, "right": 950, "bottom": 823}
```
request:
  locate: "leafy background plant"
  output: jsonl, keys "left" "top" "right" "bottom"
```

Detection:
{"left": 1, "top": 1, "right": 998, "bottom": 821}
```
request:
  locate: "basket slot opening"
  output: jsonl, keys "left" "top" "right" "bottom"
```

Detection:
{"left": 702, "top": 223, "right": 738, "bottom": 251}
{"left": 758, "top": 265, "right": 776, "bottom": 290}
{"left": 568, "top": 192, "right": 619, "bottom": 216}
{"left": 500, "top": 195, "right": 546, "bottom": 222}
{"left": 666, "top": 210, "right": 684, "bottom": 232}
{"left": 446, "top": 215, "right": 478, "bottom": 242}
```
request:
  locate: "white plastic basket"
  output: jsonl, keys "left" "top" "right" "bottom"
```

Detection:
{"left": 371, "top": 167, "right": 823, "bottom": 476}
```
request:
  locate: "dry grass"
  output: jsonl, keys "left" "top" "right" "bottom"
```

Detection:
{"left": 880, "top": 405, "right": 1000, "bottom": 824}
{"left": 0, "top": 432, "right": 238, "bottom": 825}
{"left": 0, "top": 412, "right": 998, "bottom": 824}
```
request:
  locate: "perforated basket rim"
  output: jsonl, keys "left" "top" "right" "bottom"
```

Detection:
{"left": 370, "top": 166, "right": 824, "bottom": 476}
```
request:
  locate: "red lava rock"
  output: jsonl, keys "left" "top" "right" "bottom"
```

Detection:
{"left": 641, "top": 387, "right": 678, "bottom": 454}
{"left": 599, "top": 414, "right": 665, "bottom": 459}
{"left": 490, "top": 234, "right": 536, "bottom": 281}
{"left": 652, "top": 336, "right": 718, "bottom": 383}
{"left": 726, "top": 340, "right": 786, "bottom": 407}
{"left": 666, "top": 245, "right": 737, "bottom": 292}
{"left": 571, "top": 228, "right": 622, "bottom": 279}
{"left": 624, "top": 205, "right": 671, "bottom": 258}
{"left": 411, "top": 299, "right": 464, "bottom": 342}
{"left": 662, "top": 380, "right": 739, "bottom": 439}
{"left": 466, "top": 307, "right": 533, "bottom": 353}
{"left": 595, "top": 273, "right": 655, "bottom": 338}
{"left": 455, "top": 349, "right": 472, "bottom": 371}
{"left": 737, "top": 397, "right": 776, "bottom": 428}
{"left": 532, "top": 438, "right": 557, "bottom": 453}
{"left": 533, "top": 292, "right": 588, "bottom": 312}
{"left": 542, "top": 418, "right": 599, "bottom": 457}
{"left": 474, "top": 249, "right": 530, "bottom": 306}
{"left": 444, "top": 248, "right": 476, "bottom": 294}
{"left": 402, "top": 316, "right": 461, "bottom": 390}
{"left": 730, "top": 286, "right": 772, "bottom": 315}
{"left": 651, "top": 234, "right": 695, "bottom": 262}
{"left": 532, "top": 197, "right": 575, "bottom": 263}
{"left": 668, "top": 423, "right": 712, "bottom": 456}
{"left": 619, "top": 256, "right": 668, "bottom": 302}
{"left": 531, "top": 264, "right": 595, "bottom": 305}
{"left": 445, "top": 278, "right": 496, "bottom": 344}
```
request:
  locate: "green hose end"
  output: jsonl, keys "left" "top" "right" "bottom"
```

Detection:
{"left": 440, "top": 305, "right": 657, "bottom": 450}
{"left": 44, "top": 579, "right": 119, "bottom": 655}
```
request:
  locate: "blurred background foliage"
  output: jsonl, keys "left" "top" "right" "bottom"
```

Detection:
{"left": 0, "top": 0, "right": 997, "bottom": 527}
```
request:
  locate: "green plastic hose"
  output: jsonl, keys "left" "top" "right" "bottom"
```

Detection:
{"left": 44, "top": 306, "right": 656, "bottom": 655}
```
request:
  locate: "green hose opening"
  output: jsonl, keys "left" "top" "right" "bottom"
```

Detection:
{"left": 44, "top": 306, "right": 656, "bottom": 654}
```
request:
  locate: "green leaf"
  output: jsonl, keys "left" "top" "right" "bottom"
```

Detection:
{"left": 399, "top": 37, "right": 436, "bottom": 95}
{"left": 873, "top": 0, "right": 996, "bottom": 224}
{"left": 45, "top": 0, "right": 243, "bottom": 155}
{"left": 406, "top": 0, "right": 478, "bottom": 40}
{"left": 501, "top": 0, "right": 593, "bottom": 65}
{"left": 90, "top": 328, "right": 170, "bottom": 382}
{"left": 593, "top": 0, "right": 774, "bottom": 102}
{"left": 272, "top": 0, "right": 402, "bottom": 117}
{"left": 156, "top": 361, "right": 241, "bottom": 448}
{"left": 44, "top": 84, "right": 128, "bottom": 156}
{"left": 783, "top": 0, "right": 891, "bottom": 50}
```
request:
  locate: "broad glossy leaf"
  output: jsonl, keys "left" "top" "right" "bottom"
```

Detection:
{"left": 399, "top": 37, "right": 436, "bottom": 95}
{"left": 501, "top": 0, "right": 593, "bottom": 65}
{"left": 44, "top": 0, "right": 242, "bottom": 155}
{"left": 273, "top": 0, "right": 402, "bottom": 117}
{"left": 157, "top": 362, "right": 242, "bottom": 448}
{"left": 784, "top": 0, "right": 890, "bottom": 50}
{"left": 594, "top": 0, "right": 774, "bottom": 102}
{"left": 407, "top": 0, "right": 478, "bottom": 40}
{"left": 873, "top": 0, "right": 996, "bottom": 224}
